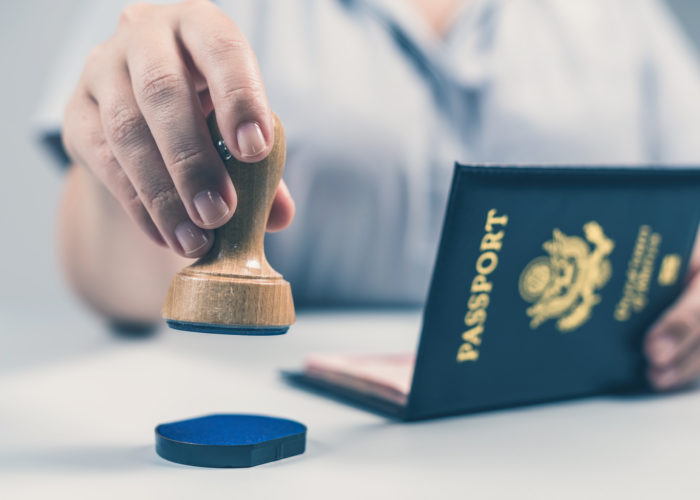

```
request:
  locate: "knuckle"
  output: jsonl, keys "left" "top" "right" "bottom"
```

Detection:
{"left": 93, "top": 139, "right": 118, "bottom": 169}
{"left": 123, "top": 185, "right": 147, "bottom": 219}
{"left": 83, "top": 46, "right": 108, "bottom": 83}
{"left": 119, "top": 3, "right": 153, "bottom": 24}
{"left": 85, "top": 43, "right": 106, "bottom": 69}
{"left": 203, "top": 31, "right": 248, "bottom": 59}
{"left": 217, "top": 83, "right": 264, "bottom": 108}
{"left": 181, "top": 0, "right": 222, "bottom": 20}
{"left": 667, "top": 310, "right": 693, "bottom": 334}
{"left": 181, "top": 0, "right": 208, "bottom": 9}
{"left": 137, "top": 67, "right": 187, "bottom": 106}
{"left": 105, "top": 102, "right": 146, "bottom": 148}
{"left": 146, "top": 184, "right": 180, "bottom": 215}
{"left": 168, "top": 146, "right": 208, "bottom": 177}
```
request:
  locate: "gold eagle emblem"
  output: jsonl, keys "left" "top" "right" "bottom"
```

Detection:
{"left": 519, "top": 221, "right": 614, "bottom": 332}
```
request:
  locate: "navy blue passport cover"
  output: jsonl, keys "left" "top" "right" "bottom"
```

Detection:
{"left": 288, "top": 165, "right": 700, "bottom": 421}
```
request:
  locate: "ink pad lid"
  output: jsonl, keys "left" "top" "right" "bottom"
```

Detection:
{"left": 155, "top": 414, "right": 306, "bottom": 468}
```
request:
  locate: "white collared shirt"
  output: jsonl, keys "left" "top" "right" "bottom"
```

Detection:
{"left": 36, "top": 0, "right": 700, "bottom": 305}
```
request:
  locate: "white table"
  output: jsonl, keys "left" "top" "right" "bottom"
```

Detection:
{"left": 1, "top": 308, "right": 699, "bottom": 499}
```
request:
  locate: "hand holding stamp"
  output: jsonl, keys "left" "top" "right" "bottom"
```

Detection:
{"left": 162, "top": 112, "right": 295, "bottom": 335}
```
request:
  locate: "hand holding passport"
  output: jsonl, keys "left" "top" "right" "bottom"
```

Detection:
{"left": 288, "top": 165, "right": 700, "bottom": 420}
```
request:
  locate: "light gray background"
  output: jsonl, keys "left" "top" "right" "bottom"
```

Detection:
{"left": 1, "top": 0, "right": 82, "bottom": 316}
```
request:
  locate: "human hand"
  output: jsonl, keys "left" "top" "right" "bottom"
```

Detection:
{"left": 62, "top": 0, "right": 294, "bottom": 258}
{"left": 645, "top": 232, "right": 700, "bottom": 390}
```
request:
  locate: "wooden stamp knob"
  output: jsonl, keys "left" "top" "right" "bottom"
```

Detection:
{"left": 162, "top": 112, "right": 295, "bottom": 334}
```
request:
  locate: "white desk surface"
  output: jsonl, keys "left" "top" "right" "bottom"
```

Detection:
{"left": 1, "top": 307, "right": 700, "bottom": 500}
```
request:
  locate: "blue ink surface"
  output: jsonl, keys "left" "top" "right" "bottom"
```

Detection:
{"left": 155, "top": 414, "right": 306, "bottom": 467}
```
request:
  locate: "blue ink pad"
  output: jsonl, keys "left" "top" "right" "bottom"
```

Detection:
{"left": 155, "top": 414, "right": 306, "bottom": 468}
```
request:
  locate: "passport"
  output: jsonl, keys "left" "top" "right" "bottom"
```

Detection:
{"left": 286, "top": 165, "right": 700, "bottom": 420}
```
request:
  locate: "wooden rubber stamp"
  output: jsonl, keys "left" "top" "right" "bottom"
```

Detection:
{"left": 162, "top": 112, "right": 295, "bottom": 335}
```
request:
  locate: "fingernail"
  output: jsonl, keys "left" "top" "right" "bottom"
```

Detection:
{"left": 193, "top": 189, "right": 229, "bottom": 226}
{"left": 236, "top": 121, "right": 266, "bottom": 158}
{"left": 648, "top": 336, "right": 678, "bottom": 366}
{"left": 174, "top": 221, "right": 209, "bottom": 255}
{"left": 653, "top": 369, "right": 679, "bottom": 389}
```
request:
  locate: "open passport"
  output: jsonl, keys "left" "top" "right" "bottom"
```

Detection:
{"left": 286, "top": 165, "right": 700, "bottom": 420}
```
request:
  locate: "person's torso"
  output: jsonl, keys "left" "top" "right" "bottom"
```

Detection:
{"left": 216, "top": 0, "right": 697, "bottom": 304}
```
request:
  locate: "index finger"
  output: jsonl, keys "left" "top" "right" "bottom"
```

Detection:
{"left": 177, "top": 1, "right": 273, "bottom": 163}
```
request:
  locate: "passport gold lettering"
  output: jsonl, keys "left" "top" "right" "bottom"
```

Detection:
{"left": 476, "top": 252, "right": 498, "bottom": 275}
{"left": 481, "top": 231, "right": 505, "bottom": 252}
{"left": 658, "top": 254, "right": 682, "bottom": 286}
{"left": 485, "top": 210, "right": 509, "bottom": 232}
{"left": 465, "top": 308, "right": 487, "bottom": 326}
{"left": 615, "top": 226, "right": 662, "bottom": 321}
{"left": 457, "top": 209, "right": 509, "bottom": 362}
{"left": 462, "top": 325, "right": 484, "bottom": 345}
{"left": 471, "top": 275, "right": 493, "bottom": 293}
{"left": 468, "top": 293, "right": 490, "bottom": 310}
{"left": 457, "top": 343, "right": 479, "bottom": 362}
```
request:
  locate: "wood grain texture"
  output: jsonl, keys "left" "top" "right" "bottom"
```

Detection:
{"left": 162, "top": 112, "right": 295, "bottom": 329}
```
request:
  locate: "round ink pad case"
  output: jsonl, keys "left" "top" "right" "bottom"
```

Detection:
{"left": 155, "top": 414, "right": 306, "bottom": 468}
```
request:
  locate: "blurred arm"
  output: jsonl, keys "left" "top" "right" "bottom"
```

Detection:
{"left": 59, "top": 164, "right": 188, "bottom": 324}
